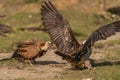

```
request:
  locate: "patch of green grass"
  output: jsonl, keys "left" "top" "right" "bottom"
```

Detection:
{"left": 0, "top": 31, "right": 49, "bottom": 52}
{"left": 0, "top": 12, "right": 50, "bottom": 52}
{"left": 1, "top": 12, "right": 41, "bottom": 29}
{"left": 106, "top": 39, "right": 120, "bottom": 46}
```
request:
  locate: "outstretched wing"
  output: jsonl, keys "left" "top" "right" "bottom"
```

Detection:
{"left": 41, "top": 1, "right": 80, "bottom": 56}
{"left": 75, "top": 21, "right": 120, "bottom": 59}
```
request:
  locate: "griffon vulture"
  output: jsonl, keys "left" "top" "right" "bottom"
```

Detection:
{"left": 11, "top": 39, "right": 51, "bottom": 65}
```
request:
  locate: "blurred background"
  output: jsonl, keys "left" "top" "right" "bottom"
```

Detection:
{"left": 0, "top": 0, "right": 120, "bottom": 52}
{"left": 0, "top": 1, "right": 120, "bottom": 80}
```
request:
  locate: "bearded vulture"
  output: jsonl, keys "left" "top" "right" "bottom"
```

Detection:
{"left": 41, "top": 1, "right": 120, "bottom": 69}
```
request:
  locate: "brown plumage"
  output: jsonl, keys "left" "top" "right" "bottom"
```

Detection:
{"left": 41, "top": 1, "right": 120, "bottom": 69}
{"left": 11, "top": 39, "right": 51, "bottom": 65}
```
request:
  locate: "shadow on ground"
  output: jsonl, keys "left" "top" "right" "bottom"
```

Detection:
{"left": 1, "top": 58, "right": 120, "bottom": 70}
{"left": 70, "top": 59, "right": 120, "bottom": 70}
{"left": 91, "top": 59, "right": 120, "bottom": 67}
{"left": 36, "top": 61, "right": 66, "bottom": 65}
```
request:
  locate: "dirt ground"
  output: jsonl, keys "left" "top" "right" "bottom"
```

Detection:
{"left": 0, "top": 48, "right": 105, "bottom": 80}
{"left": 0, "top": 49, "right": 66, "bottom": 79}
{"left": 0, "top": 33, "right": 119, "bottom": 80}
{"left": 0, "top": 48, "right": 110, "bottom": 79}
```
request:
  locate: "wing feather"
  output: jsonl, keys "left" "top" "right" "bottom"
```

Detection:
{"left": 75, "top": 21, "right": 120, "bottom": 59}
{"left": 84, "top": 21, "right": 120, "bottom": 48}
{"left": 41, "top": 1, "right": 80, "bottom": 56}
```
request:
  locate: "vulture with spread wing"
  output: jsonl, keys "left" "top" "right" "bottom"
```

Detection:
{"left": 11, "top": 39, "right": 51, "bottom": 65}
{"left": 41, "top": 1, "right": 120, "bottom": 69}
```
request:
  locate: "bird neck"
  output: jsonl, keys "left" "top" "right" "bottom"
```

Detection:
{"left": 40, "top": 43, "right": 49, "bottom": 51}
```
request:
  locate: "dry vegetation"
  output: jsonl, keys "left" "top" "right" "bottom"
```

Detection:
{"left": 0, "top": 0, "right": 120, "bottom": 80}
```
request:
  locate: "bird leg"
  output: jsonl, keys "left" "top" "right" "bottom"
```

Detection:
{"left": 79, "top": 61, "right": 86, "bottom": 68}
{"left": 70, "top": 61, "right": 81, "bottom": 68}
{"left": 31, "top": 59, "right": 37, "bottom": 64}
{"left": 24, "top": 59, "right": 33, "bottom": 66}
{"left": 71, "top": 60, "right": 93, "bottom": 70}
{"left": 84, "top": 59, "right": 93, "bottom": 70}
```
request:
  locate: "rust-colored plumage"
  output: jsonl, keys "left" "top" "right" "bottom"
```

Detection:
{"left": 11, "top": 39, "right": 51, "bottom": 65}
{"left": 41, "top": 1, "right": 120, "bottom": 69}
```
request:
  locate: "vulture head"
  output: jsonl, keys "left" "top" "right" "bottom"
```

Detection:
{"left": 41, "top": 1, "right": 120, "bottom": 69}
{"left": 40, "top": 41, "right": 51, "bottom": 51}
